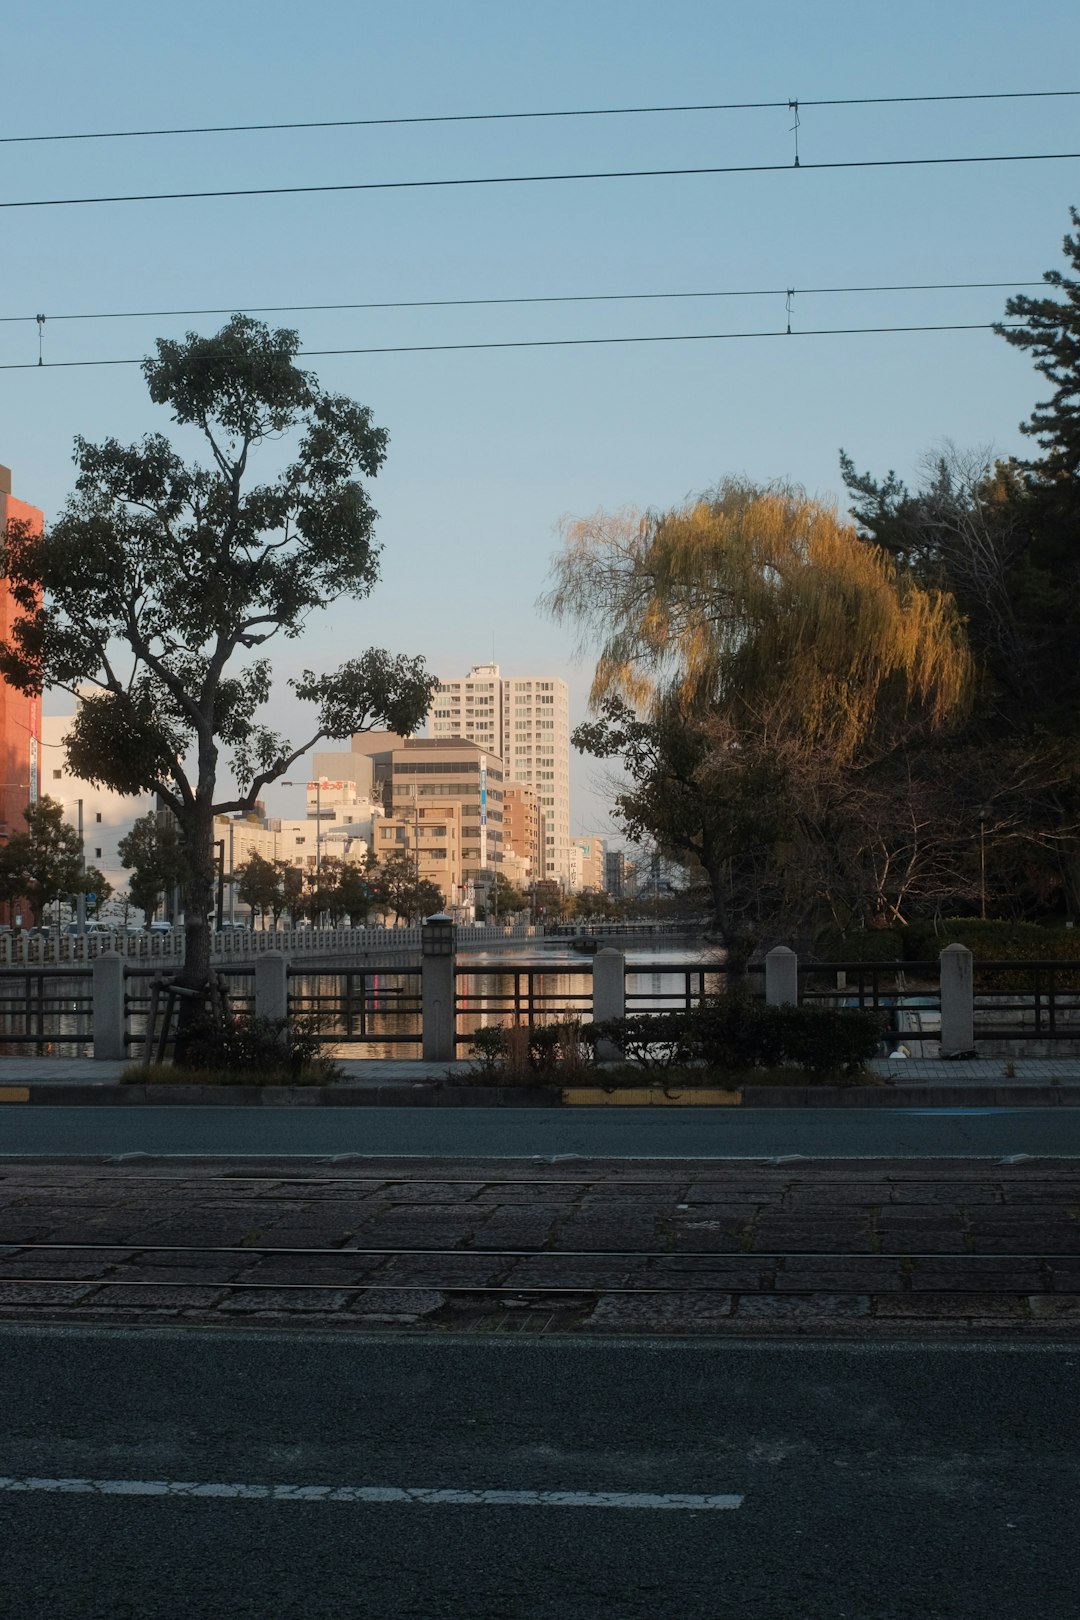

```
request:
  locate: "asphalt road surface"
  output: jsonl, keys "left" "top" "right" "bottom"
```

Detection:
{"left": 2, "top": 1103, "right": 1080, "bottom": 1158}
{"left": 0, "top": 1325, "right": 1076, "bottom": 1619}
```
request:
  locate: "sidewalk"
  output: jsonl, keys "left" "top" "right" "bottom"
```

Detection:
{"left": 2, "top": 1055, "right": 1079, "bottom": 1087}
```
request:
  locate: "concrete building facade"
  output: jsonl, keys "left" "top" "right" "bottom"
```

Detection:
{"left": 427, "top": 663, "right": 572, "bottom": 887}
{"left": 373, "top": 737, "right": 505, "bottom": 909}
{"left": 0, "top": 465, "right": 41, "bottom": 848}
{"left": 502, "top": 783, "right": 541, "bottom": 882}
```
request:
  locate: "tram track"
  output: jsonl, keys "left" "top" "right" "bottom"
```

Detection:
{"left": 1, "top": 1160, "right": 1076, "bottom": 1328}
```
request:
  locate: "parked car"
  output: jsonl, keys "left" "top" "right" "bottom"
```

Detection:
{"left": 148, "top": 920, "right": 174, "bottom": 936}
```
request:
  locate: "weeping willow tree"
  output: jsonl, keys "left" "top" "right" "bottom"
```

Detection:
{"left": 544, "top": 480, "right": 973, "bottom": 940}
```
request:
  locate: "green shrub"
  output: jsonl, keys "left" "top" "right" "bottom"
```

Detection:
{"left": 902, "top": 918, "right": 1080, "bottom": 990}
{"left": 466, "top": 1021, "right": 594, "bottom": 1083}
{"left": 177, "top": 1013, "right": 343, "bottom": 1083}
{"left": 582, "top": 1000, "right": 885, "bottom": 1077}
{"left": 581, "top": 1012, "right": 691, "bottom": 1070}
{"left": 814, "top": 926, "right": 905, "bottom": 964}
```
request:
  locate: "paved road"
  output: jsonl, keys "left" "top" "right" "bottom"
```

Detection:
{"left": 2, "top": 1103, "right": 1080, "bottom": 1158}
{"left": 0, "top": 1325, "right": 1076, "bottom": 1619}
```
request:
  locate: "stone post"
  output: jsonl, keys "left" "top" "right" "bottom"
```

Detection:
{"left": 422, "top": 952, "right": 455, "bottom": 1062}
{"left": 592, "top": 947, "right": 626, "bottom": 1024}
{"left": 92, "top": 951, "right": 127, "bottom": 1061}
{"left": 765, "top": 945, "right": 799, "bottom": 1007}
{"left": 254, "top": 952, "right": 289, "bottom": 1023}
{"left": 591, "top": 947, "right": 626, "bottom": 1060}
{"left": 939, "top": 943, "right": 975, "bottom": 1057}
{"left": 421, "top": 913, "right": 457, "bottom": 1063}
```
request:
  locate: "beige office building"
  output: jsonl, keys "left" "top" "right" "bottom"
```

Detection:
{"left": 372, "top": 737, "right": 505, "bottom": 908}
{"left": 428, "top": 664, "right": 572, "bottom": 887}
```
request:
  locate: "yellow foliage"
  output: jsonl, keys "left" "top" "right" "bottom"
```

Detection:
{"left": 543, "top": 480, "right": 972, "bottom": 760}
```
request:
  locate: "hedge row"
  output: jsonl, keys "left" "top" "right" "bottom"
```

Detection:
{"left": 584, "top": 1001, "right": 885, "bottom": 1077}
{"left": 817, "top": 918, "right": 1080, "bottom": 965}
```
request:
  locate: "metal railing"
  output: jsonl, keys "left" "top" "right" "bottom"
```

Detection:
{"left": 624, "top": 960, "right": 750, "bottom": 1012}
{"left": 800, "top": 958, "right": 1080, "bottom": 1049}
{"left": 971, "top": 960, "right": 1080, "bottom": 1044}
{"left": 454, "top": 965, "right": 593, "bottom": 1045}
{"left": 4, "top": 952, "right": 1077, "bottom": 1060}
{"left": 122, "top": 967, "right": 256, "bottom": 1055}
{"left": 0, "top": 967, "right": 94, "bottom": 1050}
{"left": 287, "top": 968, "right": 423, "bottom": 1047}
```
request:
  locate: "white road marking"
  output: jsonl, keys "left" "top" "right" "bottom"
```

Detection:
{"left": 0, "top": 1476, "right": 742, "bottom": 1510}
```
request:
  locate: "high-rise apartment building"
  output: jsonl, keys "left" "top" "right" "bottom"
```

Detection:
{"left": 0, "top": 465, "right": 41, "bottom": 844}
{"left": 428, "top": 663, "right": 572, "bottom": 886}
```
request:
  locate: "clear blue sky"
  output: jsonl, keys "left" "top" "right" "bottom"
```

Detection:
{"left": 2, "top": 1, "right": 1078, "bottom": 833}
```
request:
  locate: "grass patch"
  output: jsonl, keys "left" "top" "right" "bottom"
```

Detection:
{"left": 121, "top": 1061, "right": 336, "bottom": 1087}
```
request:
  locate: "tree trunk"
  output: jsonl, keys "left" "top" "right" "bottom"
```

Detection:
{"left": 182, "top": 816, "right": 214, "bottom": 987}
{"left": 175, "top": 793, "right": 217, "bottom": 1059}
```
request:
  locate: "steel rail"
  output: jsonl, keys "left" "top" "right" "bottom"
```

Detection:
{"left": 0, "top": 1271, "right": 1061, "bottom": 1295}
{"left": 0, "top": 1278, "right": 797, "bottom": 1294}
{"left": 0, "top": 1175, "right": 749, "bottom": 1188}
{"left": 0, "top": 1241, "right": 1066, "bottom": 1260}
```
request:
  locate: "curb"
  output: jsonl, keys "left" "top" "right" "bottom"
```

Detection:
{"left": 2, "top": 1083, "right": 1079, "bottom": 1108}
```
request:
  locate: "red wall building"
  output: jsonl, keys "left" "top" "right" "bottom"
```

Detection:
{"left": 0, "top": 463, "right": 41, "bottom": 843}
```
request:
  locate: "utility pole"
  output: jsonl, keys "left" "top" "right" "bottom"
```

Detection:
{"left": 75, "top": 798, "right": 86, "bottom": 933}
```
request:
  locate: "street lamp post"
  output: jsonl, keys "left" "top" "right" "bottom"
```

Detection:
{"left": 75, "top": 798, "right": 86, "bottom": 934}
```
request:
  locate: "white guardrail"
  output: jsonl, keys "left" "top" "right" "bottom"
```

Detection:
{"left": 0, "top": 917, "right": 702, "bottom": 966}
{"left": 0, "top": 921, "right": 545, "bottom": 966}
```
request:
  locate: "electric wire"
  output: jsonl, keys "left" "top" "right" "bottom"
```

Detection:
{"left": 3, "top": 148, "right": 1079, "bottom": 211}
{"left": 0, "top": 279, "right": 1046, "bottom": 327}
{"left": 0, "top": 320, "right": 1028, "bottom": 373}
{"left": 3, "top": 86, "right": 1078, "bottom": 145}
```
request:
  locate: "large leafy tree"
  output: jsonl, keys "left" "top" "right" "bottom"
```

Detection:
{"left": 0, "top": 317, "right": 436, "bottom": 1003}
{"left": 996, "top": 205, "right": 1080, "bottom": 481}
{"left": 233, "top": 851, "right": 282, "bottom": 928}
{"left": 378, "top": 852, "right": 444, "bottom": 924}
{"left": 836, "top": 214, "right": 1080, "bottom": 918}
{"left": 545, "top": 482, "right": 972, "bottom": 945}
{"left": 0, "top": 798, "right": 94, "bottom": 926}
{"left": 118, "top": 812, "right": 191, "bottom": 926}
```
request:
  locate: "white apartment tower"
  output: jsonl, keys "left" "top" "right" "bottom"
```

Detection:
{"left": 428, "top": 663, "right": 572, "bottom": 885}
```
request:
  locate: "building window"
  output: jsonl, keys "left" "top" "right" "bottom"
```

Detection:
{"left": 95, "top": 848, "right": 102, "bottom": 859}
{"left": 52, "top": 769, "right": 62, "bottom": 780}
{"left": 95, "top": 812, "right": 102, "bottom": 823}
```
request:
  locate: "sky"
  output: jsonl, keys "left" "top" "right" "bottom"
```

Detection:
{"left": 2, "top": 0, "right": 1078, "bottom": 836}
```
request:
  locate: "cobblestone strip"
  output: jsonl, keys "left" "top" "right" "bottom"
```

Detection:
{"left": 0, "top": 1160, "right": 1077, "bottom": 1335}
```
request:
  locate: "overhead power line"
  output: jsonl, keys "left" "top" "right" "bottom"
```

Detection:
{"left": 0, "top": 279, "right": 1046, "bottom": 327}
{"left": 3, "top": 150, "right": 1077, "bottom": 211}
{"left": 3, "top": 87, "right": 1078, "bottom": 145}
{"left": 0, "top": 321, "right": 1024, "bottom": 372}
